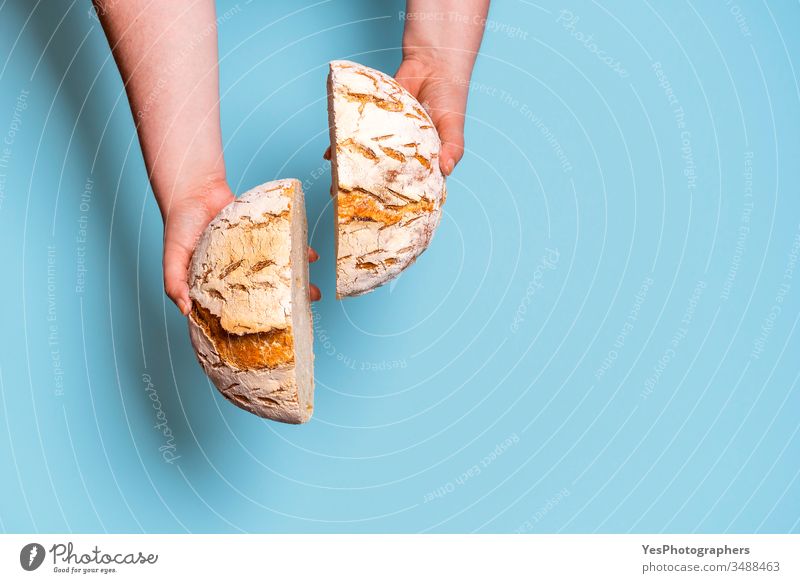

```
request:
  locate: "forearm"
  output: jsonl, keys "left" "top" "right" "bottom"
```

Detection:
{"left": 94, "top": 0, "right": 226, "bottom": 214}
{"left": 402, "top": 0, "right": 489, "bottom": 79}
{"left": 397, "top": 0, "right": 489, "bottom": 174}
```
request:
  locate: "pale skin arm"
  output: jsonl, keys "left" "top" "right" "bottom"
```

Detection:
{"left": 397, "top": 0, "right": 490, "bottom": 175}
{"left": 94, "top": 0, "right": 319, "bottom": 315}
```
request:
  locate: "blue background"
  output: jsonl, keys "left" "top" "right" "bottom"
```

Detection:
{"left": 0, "top": 0, "right": 798, "bottom": 533}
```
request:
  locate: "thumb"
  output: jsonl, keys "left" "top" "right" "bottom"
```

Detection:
{"left": 434, "top": 111, "right": 465, "bottom": 176}
{"left": 163, "top": 237, "right": 193, "bottom": 315}
{"left": 160, "top": 182, "right": 234, "bottom": 316}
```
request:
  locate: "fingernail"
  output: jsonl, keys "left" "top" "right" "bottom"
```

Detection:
{"left": 178, "top": 299, "right": 190, "bottom": 315}
{"left": 444, "top": 159, "right": 455, "bottom": 176}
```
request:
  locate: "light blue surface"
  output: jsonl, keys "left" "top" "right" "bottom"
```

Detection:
{"left": 0, "top": 0, "right": 798, "bottom": 533}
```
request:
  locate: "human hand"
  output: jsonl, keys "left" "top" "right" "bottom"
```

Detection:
{"left": 322, "top": 55, "right": 472, "bottom": 175}
{"left": 395, "top": 56, "right": 468, "bottom": 176}
{"left": 395, "top": 0, "right": 489, "bottom": 175}
{"left": 162, "top": 179, "right": 321, "bottom": 316}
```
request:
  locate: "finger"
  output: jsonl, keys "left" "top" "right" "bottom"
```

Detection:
{"left": 394, "top": 59, "right": 424, "bottom": 97}
{"left": 163, "top": 239, "right": 193, "bottom": 315}
{"left": 308, "top": 247, "right": 319, "bottom": 262}
{"left": 323, "top": 146, "right": 331, "bottom": 160}
{"left": 434, "top": 112, "right": 465, "bottom": 176}
{"left": 309, "top": 284, "right": 321, "bottom": 301}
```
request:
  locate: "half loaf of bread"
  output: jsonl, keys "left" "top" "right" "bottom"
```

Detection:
{"left": 327, "top": 60, "right": 447, "bottom": 298}
{"left": 187, "top": 179, "right": 314, "bottom": 424}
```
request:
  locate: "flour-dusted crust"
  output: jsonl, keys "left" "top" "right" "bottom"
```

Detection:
{"left": 328, "top": 60, "right": 447, "bottom": 298}
{"left": 187, "top": 179, "right": 314, "bottom": 424}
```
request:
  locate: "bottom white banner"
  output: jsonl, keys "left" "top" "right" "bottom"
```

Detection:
{"left": 1, "top": 534, "right": 797, "bottom": 581}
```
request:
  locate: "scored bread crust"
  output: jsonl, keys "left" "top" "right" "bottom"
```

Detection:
{"left": 328, "top": 60, "right": 447, "bottom": 298}
{"left": 187, "top": 179, "right": 314, "bottom": 424}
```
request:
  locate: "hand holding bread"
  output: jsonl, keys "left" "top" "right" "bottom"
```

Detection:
{"left": 96, "top": 0, "right": 489, "bottom": 423}
{"left": 162, "top": 180, "right": 321, "bottom": 316}
{"left": 188, "top": 180, "right": 315, "bottom": 423}
{"left": 327, "top": 60, "right": 447, "bottom": 297}
{"left": 188, "top": 61, "right": 451, "bottom": 422}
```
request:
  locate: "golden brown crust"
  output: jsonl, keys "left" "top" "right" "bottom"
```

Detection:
{"left": 191, "top": 304, "right": 295, "bottom": 370}
{"left": 337, "top": 188, "right": 435, "bottom": 226}
{"left": 338, "top": 138, "right": 379, "bottom": 162}
{"left": 187, "top": 178, "right": 313, "bottom": 424}
{"left": 328, "top": 60, "right": 446, "bottom": 297}
{"left": 189, "top": 182, "right": 294, "bottom": 335}
{"left": 341, "top": 91, "right": 404, "bottom": 114}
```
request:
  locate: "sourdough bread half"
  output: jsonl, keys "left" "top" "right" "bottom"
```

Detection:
{"left": 187, "top": 179, "right": 314, "bottom": 424}
{"left": 327, "top": 60, "right": 447, "bottom": 298}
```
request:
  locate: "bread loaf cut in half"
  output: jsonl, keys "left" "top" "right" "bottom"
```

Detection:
{"left": 327, "top": 60, "right": 447, "bottom": 298}
{"left": 187, "top": 179, "right": 314, "bottom": 424}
